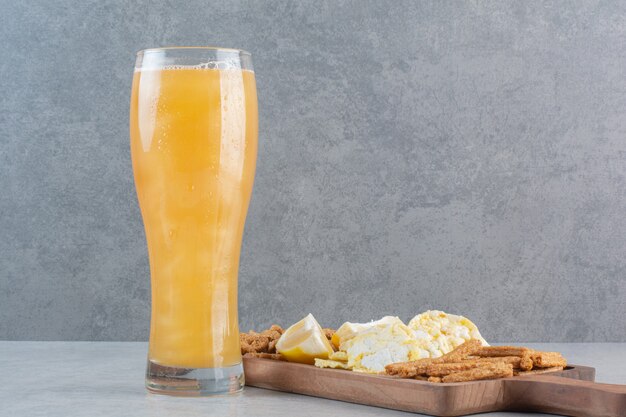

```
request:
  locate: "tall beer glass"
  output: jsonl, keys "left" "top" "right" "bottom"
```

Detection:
{"left": 130, "top": 47, "right": 257, "bottom": 396}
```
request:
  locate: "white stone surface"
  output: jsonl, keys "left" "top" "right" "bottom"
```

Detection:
{"left": 1, "top": 342, "right": 624, "bottom": 417}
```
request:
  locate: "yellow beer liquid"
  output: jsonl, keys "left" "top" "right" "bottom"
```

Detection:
{"left": 130, "top": 67, "right": 257, "bottom": 368}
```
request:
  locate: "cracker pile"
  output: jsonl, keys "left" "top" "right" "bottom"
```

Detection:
{"left": 385, "top": 340, "right": 567, "bottom": 383}
{"left": 240, "top": 324, "right": 285, "bottom": 360}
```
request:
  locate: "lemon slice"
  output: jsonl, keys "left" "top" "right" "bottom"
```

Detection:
{"left": 276, "top": 314, "right": 334, "bottom": 364}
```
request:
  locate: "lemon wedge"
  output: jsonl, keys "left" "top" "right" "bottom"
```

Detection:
{"left": 276, "top": 314, "right": 334, "bottom": 364}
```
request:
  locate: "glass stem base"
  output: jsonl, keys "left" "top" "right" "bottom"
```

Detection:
{"left": 146, "top": 360, "right": 244, "bottom": 396}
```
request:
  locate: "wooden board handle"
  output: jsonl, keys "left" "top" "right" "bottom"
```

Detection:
{"left": 504, "top": 375, "right": 626, "bottom": 417}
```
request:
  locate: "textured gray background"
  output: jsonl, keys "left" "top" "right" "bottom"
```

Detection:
{"left": 1, "top": 1, "right": 625, "bottom": 342}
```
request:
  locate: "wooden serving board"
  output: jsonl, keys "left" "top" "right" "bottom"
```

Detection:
{"left": 243, "top": 358, "right": 626, "bottom": 417}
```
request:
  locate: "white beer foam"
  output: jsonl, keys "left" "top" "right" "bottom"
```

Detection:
{"left": 136, "top": 59, "right": 247, "bottom": 72}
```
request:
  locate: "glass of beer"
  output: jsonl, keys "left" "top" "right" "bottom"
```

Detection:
{"left": 130, "top": 47, "right": 257, "bottom": 396}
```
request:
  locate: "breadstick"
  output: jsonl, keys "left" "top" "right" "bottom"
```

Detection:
{"left": 514, "top": 366, "right": 564, "bottom": 376}
{"left": 426, "top": 361, "right": 496, "bottom": 377}
{"left": 465, "top": 356, "right": 523, "bottom": 368}
{"left": 385, "top": 339, "right": 482, "bottom": 377}
{"left": 519, "top": 351, "right": 534, "bottom": 371}
{"left": 531, "top": 351, "right": 567, "bottom": 368}
{"left": 473, "top": 346, "right": 531, "bottom": 357}
{"left": 385, "top": 357, "right": 445, "bottom": 378}
{"left": 442, "top": 339, "right": 482, "bottom": 362}
{"left": 442, "top": 363, "right": 513, "bottom": 383}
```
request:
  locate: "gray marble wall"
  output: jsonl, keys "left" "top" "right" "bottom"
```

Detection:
{"left": 1, "top": 1, "right": 625, "bottom": 342}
